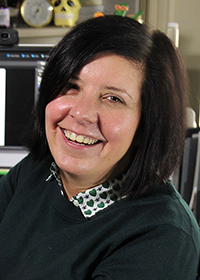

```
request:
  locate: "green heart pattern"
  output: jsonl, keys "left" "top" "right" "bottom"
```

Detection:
{"left": 48, "top": 162, "right": 124, "bottom": 219}
{"left": 70, "top": 178, "right": 124, "bottom": 218}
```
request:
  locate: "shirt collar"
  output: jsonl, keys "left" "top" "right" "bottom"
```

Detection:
{"left": 46, "top": 162, "right": 124, "bottom": 219}
{"left": 70, "top": 180, "right": 122, "bottom": 218}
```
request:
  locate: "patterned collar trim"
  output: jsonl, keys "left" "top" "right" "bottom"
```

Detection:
{"left": 70, "top": 180, "right": 122, "bottom": 218}
{"left": 46, "top": 162, "right": 123, "bottom": 219}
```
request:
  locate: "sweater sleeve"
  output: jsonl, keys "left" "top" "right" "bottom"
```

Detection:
{"left": 0, "top": 159, "right": 23, "bottom": 222}
{"left": 92, "top": 224, "right": 199, "bottom": 280}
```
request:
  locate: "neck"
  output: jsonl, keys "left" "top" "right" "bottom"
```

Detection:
{"left": 60, "top": 170, "right": 110, "bottom": 199}
{"left": 59, "top": 155, "right": 131, "bottom": 199}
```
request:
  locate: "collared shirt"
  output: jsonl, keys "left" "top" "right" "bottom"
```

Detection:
{"left": 46, "top": 162, "right": 123, "bottom": 219}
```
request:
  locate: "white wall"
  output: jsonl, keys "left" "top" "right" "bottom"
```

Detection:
{"left": 18, "top": 0, "right": 200, "bottom": 123}
{"left": 102, "top": 0, "right": 139, "bottom": 15}
{"left": 141, "top": 0, "right": 200, "bottom": 124}
{"left": 176, "top": 0, "right": 200, "bottom": 124}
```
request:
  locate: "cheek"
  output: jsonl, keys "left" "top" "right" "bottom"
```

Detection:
{"left": 45, "top": 103, "right": 57, "bottom": 133}
{"left": 101, "top": 110, "right": 141, "bottom": 146}
{"left": 45, "top": 97, "right": 70, "bottom": 127}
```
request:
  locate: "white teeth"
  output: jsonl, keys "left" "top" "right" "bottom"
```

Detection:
{"left": 83, "top": 137, "right": 90, "bottom": 144}
{"left": 76, "top": 135, "right": 84, "bottom": 143}
{"left": 63, "top": 130, "right": 98, "bottom": 145}
{"left": 70, "top": 132, "right": 76, "bottom": 141}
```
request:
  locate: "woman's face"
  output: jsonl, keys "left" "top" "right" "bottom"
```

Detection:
{"left": 45, "top": 54, "right": 142, "bottom": 185}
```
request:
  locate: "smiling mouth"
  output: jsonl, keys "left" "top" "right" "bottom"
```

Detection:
{"left": 63, "top": 129, "right": 100, "bottom": 146}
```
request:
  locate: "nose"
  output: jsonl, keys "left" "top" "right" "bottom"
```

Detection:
{"left": 69, "top": 96, "right": 98, "bottom": 125}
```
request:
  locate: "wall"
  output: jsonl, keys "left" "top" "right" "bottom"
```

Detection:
{"left": 176, "top": 0, "right": 200, "bottom": 124}
{"left": 17, "top": 0, "right": 200, "bottom": 123}
{"left": 102, "top": 0, "right": 139, "bottom": 15}
{"left": 140, "top": 0, "right": 200, "bottom": 124}
{"left": 17, "top": 1, "right": 139, "bottom": 46}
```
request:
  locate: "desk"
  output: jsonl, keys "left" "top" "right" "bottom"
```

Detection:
{"left": 0, "top": 148, "right": 29, "bottom": 170}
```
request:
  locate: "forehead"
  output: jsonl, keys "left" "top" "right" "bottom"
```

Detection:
{"left": 70, "top": 54, "right": 143, "bottom": 104}
{"left": 74, "top": 53, "right": 143, "bottom": 81}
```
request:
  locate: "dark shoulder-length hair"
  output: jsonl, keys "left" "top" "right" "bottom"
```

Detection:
{"left": 30, "top": 15, "right": 187, "bottom": 198}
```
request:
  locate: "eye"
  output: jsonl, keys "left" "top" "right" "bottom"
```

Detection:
{"left": 107, "top": 96, "right": 124, "bottom": 103}
{"left": 66, "top": 82, "right": 79, "bottom": 91}
{"left": 54, "top": 0, "right": 61, "bottom": 7}
{"left": 67, "top": 0, "right": 74, "bottom": 7}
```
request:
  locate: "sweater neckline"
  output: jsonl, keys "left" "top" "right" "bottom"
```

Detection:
{"left": 46, "top": 162, "right": 124, "bottom": 219}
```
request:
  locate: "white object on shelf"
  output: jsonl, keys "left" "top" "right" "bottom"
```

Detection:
{"left": 186, "top": 107, "right": 197, "bottom": 128}
{"left": 167, "top": 22, "right": 179, "bottom": 47}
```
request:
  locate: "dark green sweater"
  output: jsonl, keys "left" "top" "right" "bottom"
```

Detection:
{"left": 0, "top": 154, "right": 199, "bottom": 279}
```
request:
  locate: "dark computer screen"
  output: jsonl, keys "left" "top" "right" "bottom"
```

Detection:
{"left": 0, "top": 45, "right": 52, "bottom": 148}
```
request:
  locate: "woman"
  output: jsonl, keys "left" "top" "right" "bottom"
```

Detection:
{"left": 0, "top": 15, "right": 199, "bottom": 279}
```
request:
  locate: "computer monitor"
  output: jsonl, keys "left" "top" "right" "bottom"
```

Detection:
{"left": 0, "top": 44, "right": 52, "bottom": 168}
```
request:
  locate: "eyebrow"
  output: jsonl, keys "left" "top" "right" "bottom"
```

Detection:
{"left": 105, "top": 86, "right": 133, "bottom": 99}
{"left": 69, "top": 76, "right": 133, "bottom": 99}
{"left": 69, "top": 74, "right": 79, "bottom": 81}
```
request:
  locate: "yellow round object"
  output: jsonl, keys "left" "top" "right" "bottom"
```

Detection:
{"left": 21, "top": 0, "right": 53, "bottom": 28}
